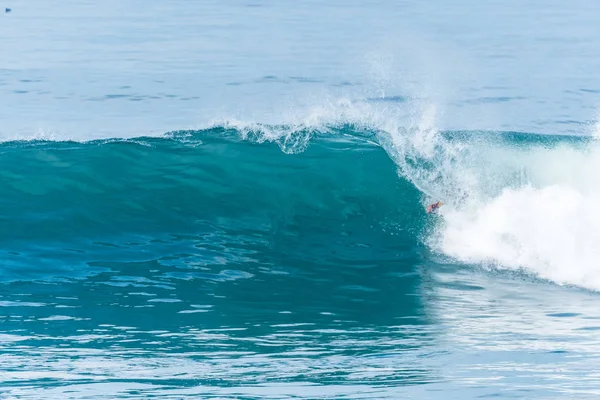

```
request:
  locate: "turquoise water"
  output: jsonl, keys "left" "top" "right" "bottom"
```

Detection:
{"left": 3, "top": 1, "right": 600, "bottom": 399}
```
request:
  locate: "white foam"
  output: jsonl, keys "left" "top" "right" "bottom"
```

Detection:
{"left": 428, "top": 138, "right": 600, "bottom": 291}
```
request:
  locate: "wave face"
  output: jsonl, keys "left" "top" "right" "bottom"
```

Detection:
{"left": 0, "top": 127, "right": 422, "bottom": 284}
{"left": 2, "top": 124, "right": 599, "bottom": 290}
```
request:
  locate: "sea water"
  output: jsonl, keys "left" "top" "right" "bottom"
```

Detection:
{"left": 2, "top": 1, "right": 600, "bottom": 398}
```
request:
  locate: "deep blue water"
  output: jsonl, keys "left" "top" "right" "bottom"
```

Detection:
{"left": 2, "top": 1, "right": 600, "bottom": 399}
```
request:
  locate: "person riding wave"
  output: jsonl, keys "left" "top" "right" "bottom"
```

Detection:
{"left": 426, "top": 201, "right": 443, "bottom": 214}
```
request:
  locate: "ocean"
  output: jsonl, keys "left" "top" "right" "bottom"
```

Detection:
{"left": 2, "top": 1, "right": 600, "bottom": 399}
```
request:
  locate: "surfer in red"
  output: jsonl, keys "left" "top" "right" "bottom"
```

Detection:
{"left": 426, "top": 201, "right": 443, "bottom": 214}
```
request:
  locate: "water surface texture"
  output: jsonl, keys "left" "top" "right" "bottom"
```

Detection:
{"left": 2, "top": 1, "right": 600, "bottom": 399}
